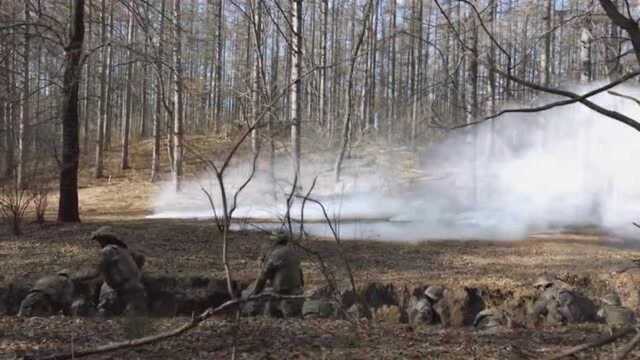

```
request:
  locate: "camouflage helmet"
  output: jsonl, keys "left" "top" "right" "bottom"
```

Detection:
{"left": 424, "top": 286, "right": 445, "bottom": 301}
{"left": 533, "top": 275, "right": 554, "bottom": 289}
{"left": 90, "top": 226, "right": 128, "bottom": 248}
{"left": 602, "top": 293, "right": 622, "bottom": 306}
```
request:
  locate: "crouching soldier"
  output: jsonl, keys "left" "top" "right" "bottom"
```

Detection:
{"left": 83, "top": 227, "right": 147, "bottom": 316}
{"left": 97, "top": 244, "right": 147, "bottom": 316}
{"left": 248, "top": 231, "right": 304, "bottom": 318}
{"left": 529, "top": 275, "right": 597, "bottom": 325}
{"left": 18, "top": 270, "right": 74, "bottom": 317}
{"left": 407, "top": 287, "right": 440, "bottom": 325}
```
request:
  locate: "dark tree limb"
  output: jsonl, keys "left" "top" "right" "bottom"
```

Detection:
{"left": 545, "top": 327, "right": 636, "bottom": 360}
{"left": 452, "top": 71, "right": 640, "bottom": 129}
{"left": 434, "top": 0, "right": 640, "bottom": 133}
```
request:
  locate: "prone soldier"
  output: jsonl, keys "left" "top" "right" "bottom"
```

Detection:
{"left": 18, "top": 270, "right": 74, "bottom": 317}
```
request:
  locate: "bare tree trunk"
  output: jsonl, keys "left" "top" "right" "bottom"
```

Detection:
{"left": 290, "top": 0, "right": 303, "bottom": 180}
{"left": 173, "top": 0, "right": 184, "bottom": 192}
{"left": 57, "top": 0, "right": 85, "bottom": 223}
{"left": 368, "top": 0, "right": 378, "bottom": 130}
{"left": 95, "top": 0, "right": 109, "bottom": 178}
{"left": 5, "top": 31, "right": 16, "bottom": 179}
{"left": 542, "top": 0, "right": 552, "bottom": 86}
{"left": 151, "top": 0, "right": 167, "bottom": 182}
{"left": 121, "top": 10, "right": 135, "bottom": 170}
{"left": 215, "top": 0, "right": 225, "bottom": 134}
{"left": 18, "top": 1, "right": 30, "bottom": 189}
{"left": 140, "top": 2, "right": 150, "bottom": 138}
{"left": 268, "top": 24, "right": 279, "bottom": 199}
{"left": 410, "top": 0, "right": 422, "bottom": 146}
{"left": 580, "top": 15, "right": 593, "bottom": 83}
{"left": 388, "top": 0, "right": 396, "bottom": 140}
{"left": 250, "top": 0, "right": 263, "bottom": 155}
{"left": 319, "top": 0, "right": 329, "bottom": 129}
{"left": 103, "top": 2, "right": 114, "bottom": 151}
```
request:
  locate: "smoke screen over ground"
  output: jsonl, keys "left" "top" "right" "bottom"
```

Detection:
{"left": 151, "top": 84, "right": 640, "bottom": 241}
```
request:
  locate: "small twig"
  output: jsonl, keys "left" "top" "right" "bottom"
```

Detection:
{"left": 609, "top": 90, "right": 640, "bottom": 107}
{"left": 298, "top": 177, "right": 318, "bottom": 242}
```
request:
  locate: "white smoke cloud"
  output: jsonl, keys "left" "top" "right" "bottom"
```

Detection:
{"left": 150, "top": 83, "right": 640, "bottom": 241}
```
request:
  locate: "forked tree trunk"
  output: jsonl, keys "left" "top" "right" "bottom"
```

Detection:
{"left": 57, "top": 0, "right": 85, "bottom": 223}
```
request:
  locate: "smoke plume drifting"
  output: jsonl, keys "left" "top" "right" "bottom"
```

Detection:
{"left": 150, "top": 84, "right": 640, "bottom": 241}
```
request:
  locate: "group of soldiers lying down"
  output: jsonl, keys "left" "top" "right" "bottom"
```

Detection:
{"left": 17, "top": 228, "right": 305, "bottom": 318}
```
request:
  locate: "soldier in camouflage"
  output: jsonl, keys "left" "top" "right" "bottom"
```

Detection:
{"left": 79, "top": 227, "right": 148, "bottom": 316}
{"left": 473, "top": 308, "right": 511, "bottom": 333}
{"left": 426, "top": 285, "right": 450, "bottom": 325}
{"left": 407, "top": 286, "right": 442, "bottom": 325}
{"left": 98, "top": 244, "right": 147, "bottom": 316}
{"left": 530, "top": 275, "right": 597, "bottom": 325}
{"left": 90, "top": 226, "right": 146, "bottom": 269}
{"left": 18, "top": 270, "right": 74, "bottom": 317}
{"left": 249, "top": 230, "right": 304, "bottom": 318}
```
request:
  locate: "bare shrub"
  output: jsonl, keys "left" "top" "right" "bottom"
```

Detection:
{"left": 0, "top": 181, "right": 33, "bottom": 236}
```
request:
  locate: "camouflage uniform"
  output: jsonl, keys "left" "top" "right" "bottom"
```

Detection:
{"left": 406, "top": 286, "right": 441, "bottom": 325}
{"left": 250, "top": 231, "right": 304, "bottom": 318}
{"left": 597, "top": 293, "right": 636, "bottom": 333}
{"left": 97, "top": 245, "right": 148, "bottom": 316}
{"left": 18, "top": 270, "right": 74, "bottom": 317}
{"left": 530, "top": 276, "right": 597, "bottom": 325}
{"left": 408, "top": 298, "right": 436, "bottom": 325}
{"left": 426, "top": 286, "right": 450, "bottom": 325}
{"left": 474, "top": 308, "right": 511, "bottom": 333}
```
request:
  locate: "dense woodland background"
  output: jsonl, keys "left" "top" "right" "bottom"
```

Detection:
{"left": 0, "top": 0, "right": 635, "bottom": 221}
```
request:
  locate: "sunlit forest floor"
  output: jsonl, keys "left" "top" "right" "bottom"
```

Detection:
{"left": 2, "top": 135, "right": 640, "bottom": 358}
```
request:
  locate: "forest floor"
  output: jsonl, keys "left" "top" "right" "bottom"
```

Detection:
{"left": 2, "top": 134, "right": 640, "bottom": 359}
